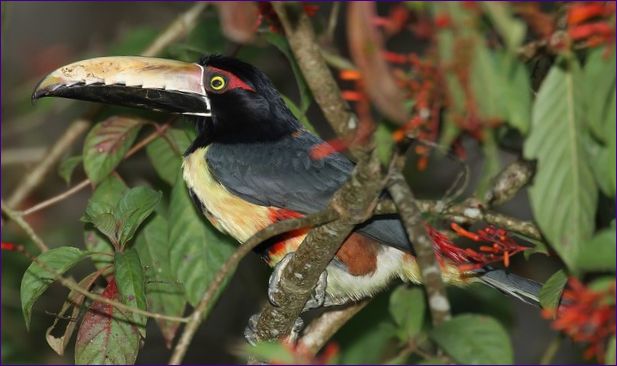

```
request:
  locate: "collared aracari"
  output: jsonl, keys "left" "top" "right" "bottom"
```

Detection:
{"left": 33, "top": 55, "right": 542, "bottom": 319}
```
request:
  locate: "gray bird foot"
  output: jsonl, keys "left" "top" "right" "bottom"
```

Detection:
{"left": 268, "top": 253, "right": 328, "bottom": 312}
{"left": 243, "top": 314, "right": 304, "bottom": 346}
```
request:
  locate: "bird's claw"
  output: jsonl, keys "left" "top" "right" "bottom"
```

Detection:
{"left": 267, "top": 253, "right": 328, "bottom": 311}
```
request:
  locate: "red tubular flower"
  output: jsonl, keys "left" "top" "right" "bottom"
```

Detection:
{"left": 542, "top": 278, "right": 616, "bottom": 362}
{"left": 426, "top": 224, "right": 529, "bottom": 271}
{"left": 1, "top": 242, "right": 18, "bottom": 251}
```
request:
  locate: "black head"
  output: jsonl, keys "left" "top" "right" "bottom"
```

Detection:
{"left": 195, "top": 55, "right": 301, "bottom": 146}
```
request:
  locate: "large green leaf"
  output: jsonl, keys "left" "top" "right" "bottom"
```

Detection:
{"left": 524, "top": 59, "right": 598, "bottom": 269}
{"left": 590, "top": 88, "right": 616, "bottom": 197}
{"left": 134, "top": 213, "right": 186, "bottom": 348}
{"left": 168, "top": 178, "right": 236, "bottom": 306}
{"left": 45, "top": 271, "right": 101, "bottom": 356}
{"left": 583, "top": 47, "right": 616, "bottom": 141}
{"left": 471, "top": 39, "right": 507, "bottom": 122}
{"left": 115, "top": 187, "right": 162, "bottom": 246}
{"left": 606, "top": 336, "right": 616, "bottom": 365}
{"left": 114, "top": 249, "right": 147, "bottom": 338}
{"left": 75, "top": 279, "right": 141, "bottom": 364}
{"left": 338, "top": 321, "right": 397, "bottom": 364}
{"left": 21, "top": 247, "right": 87, "bottom": 329}
{"left": 146, "top": 127, "right": 194, "bottom": 185}
{"left": 430, "top": 314, "right": 513, "bottom": 364}
{"left": 576, "top": 229, "right": 616, "bottom": 271}
{"left": 539, "top": 269, "right": 567, "bottom": 311}
{"left": 83, "top": 116, "right": 144, "bottom": 184}
{"left": 389, "top": 286, "right": 426, "bottom": 342}
{"left": 502, "top": 56, "right": 532, "bottom": 134}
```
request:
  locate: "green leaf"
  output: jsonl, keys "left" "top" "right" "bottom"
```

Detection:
{"left": 75, "top": 278, "right": 141, "bottom": 364}
{"left": 430, "top": 314, "right": 513, "bottom": 364}
{"left": 46, "top": 271, "right": 101, "bottom": 356}
{"left": 502, "top": 57, "right": 532, "bottom": 134}
{"left": 242, "top": 342, "right": 297, "bottom": 364}
{"left": 83, "top": 116, "right": 144, "bottom": 184}
{"left": 539, "top": 269, "right": 567, "bottom": 311}
{"left": 168, "top": 178, "right": 236, "bottom": 306}
{"left": 524, "top": 59, "right": 598, "bottom": 270}
{"left": 339, "top": 321, "right": 397, "bottom": 364}
{"left": 576, "top": 229, "right": 616, "bottom": 271}
{"left": 265, "top": 32, "right": 312, "bottom": 113}
{"left": 84, "top": 230, "right": 114, "bottom": 272}
{"left": 584, "top": 47, "right": 616, "bottom": 141}
{"left": 471, "top": 40, "right": 507, "bottom": 121}
{"left": 20, "top": 247, "right": 86, "bottom": 329}
{"left": 375, "top": 123, "right": 395, "bottom": 165}
{"left": 114, "top": 248, "right": 147, "bottom": 338}
{"left": 115, "top": 186, "right": 162, "bottom": 246}
{"left": 590, "top": 88, "right": 616, "bottom": 197}
{"left": 134, "top": 213, "right": 186, "bottom": 348}
{"left": 481, "top": 3, "right": 526, "bottom": 52}
{"left": 281, "top": 95, "right": 316, "bottom": 134}
{"left": 57, "top": 155, "right": 82, "bottom": 184}
{"left": 389, "top": 286, "right": 425, "bottom": 342}
{"left": 607, "top": 336, "right": 616, "bottom": 365}
{"left": 84, "top": 175, "right": 128, "bottom": 220}
{"left": 145, "top": 128, "right": 194, "bottom": 185}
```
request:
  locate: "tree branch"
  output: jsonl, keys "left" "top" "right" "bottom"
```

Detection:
{"left": 297, "top": 300, "right": 369, "bottom": 356}
{"left": 6, "top": 2, "right": 208, "bottom": 209}
{"left": 169, "top": 209, "right": 338, "bottom": 365}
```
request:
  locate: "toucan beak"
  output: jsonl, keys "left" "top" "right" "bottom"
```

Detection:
{"left": 32, "top": 56, "right": 211, "bottom": 116}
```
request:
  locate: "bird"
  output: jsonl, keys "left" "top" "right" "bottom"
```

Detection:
{"left": 33, "top": 54, "right": 542, "bottom": 333}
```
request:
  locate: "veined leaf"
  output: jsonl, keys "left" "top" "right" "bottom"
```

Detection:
{"left": 502, "top": 56, "right": 532, "bottom": 134}
{"left": 83, "top": 116, "right": 144, "bottom": 184}
{"left": 576, "top": 229, "right": 616, "bottom": 271}
{"left": 115, "top": 187, "right": 162, "bottom": 246}
{"left": 46, "top": 270, "right": 101, "bottom": 356}
{"left": 524, "top": 59, "right": 598, "bottom": 270}
{"left": 584, "top": 47, "right": 616, "bottom": 141}
{"left": 146, "top": 127, "right": 194, "bottom": 185}
{"left": 134, "top": 213, "right": 186, "bottom": 348}
{"left": 471, "top": 40, "right": 507, "bottom": 121}
{"left": 21, "top": 247, "right": 87, "bottom": 329}
{"left": 168, "top": 178, "right": 236, "bottom": 306}
{"left": 75, "top": 278, "right": 141, "bottom": 364}
{"left": 57, "top": 155, "right": 82, "bottom": 185}
{"left": 114, "top": 249, "right": 147, "bottom": 338}
{"left": 430, "top": 314, "right": 513, "bottom": 364}
{"left": 389, "top": 286, "right": 426, "bottom": 342}
{"left": 539, "top": 269, "right": 567, "bottom": 311}
{"left": 590, "top": 88, "right": 616, "bottom": 197}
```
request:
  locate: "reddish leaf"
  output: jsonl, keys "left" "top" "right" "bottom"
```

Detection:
{"left": 216, "top": 2, "right": 259, "bottom": 44}
{"left": 75, "top": 278, "right": 141, "bottom": 364}
{"left": 46, "top": 270, "right": 102, "bottom": 356}
{"left": 347, "top": 2, "right": 409, "bottom": 124}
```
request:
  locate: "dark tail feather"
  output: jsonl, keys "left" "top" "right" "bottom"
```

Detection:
{"left": 479, "top": 268, "right": 542, "bottom": 306}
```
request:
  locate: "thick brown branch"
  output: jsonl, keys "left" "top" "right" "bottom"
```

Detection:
{"left": 252, "top": 150, "right": 384, "bottom": 344}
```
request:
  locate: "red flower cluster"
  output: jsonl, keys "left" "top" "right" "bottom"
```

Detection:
{"left": 567, "top": 2, "right": 615, "bottom": 48}
{"left": 257, "top": 3, "right": 320, "bottom": 33}
{"left": 542, "top": 278, "right": 616, "bottom": 362}
{"left": 426, "top": 223, "right": 529, "bottom": 271}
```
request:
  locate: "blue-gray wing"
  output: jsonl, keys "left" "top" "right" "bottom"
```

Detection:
{"left": 206, "top": 131, "right": 412, "bottom": 251}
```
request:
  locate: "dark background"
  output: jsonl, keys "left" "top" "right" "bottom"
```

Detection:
{"left": 2, "top": 2, "right": 581, "bottom": 364}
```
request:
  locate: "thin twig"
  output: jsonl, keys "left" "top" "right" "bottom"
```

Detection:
{"left": 2, "top": 204, "right": 187, "bottom": 323}
{"left": 2, "top": 201, "right": 49, "bottom": 252}
{"left": 6, "top": 2, "right": 208, "bottom": 209}
{"left": 21, "top": 180, "right": 90, "bottom": 217}
{"left": 169, "top": 209, "right": 339, "bottom": 365}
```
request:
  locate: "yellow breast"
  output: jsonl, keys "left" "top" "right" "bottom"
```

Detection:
{"left": 182, "top": 146, "right": 273, "bottom": 243}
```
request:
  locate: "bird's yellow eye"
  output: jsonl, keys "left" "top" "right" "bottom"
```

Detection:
{"left": 210, "top": 75, "right": 226, "bottom": 91}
